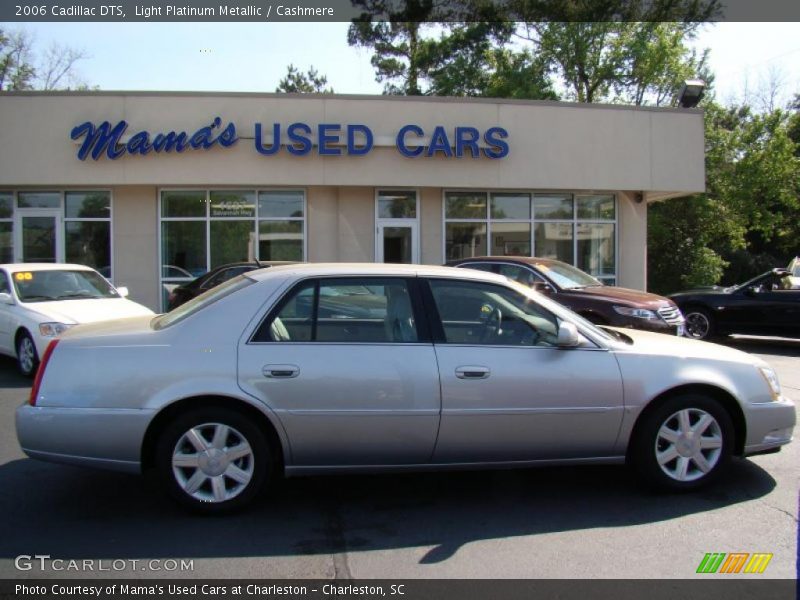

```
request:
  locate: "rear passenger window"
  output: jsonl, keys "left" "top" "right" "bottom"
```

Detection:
{"left": 253, "top": 278, "right": 419, "bottom": 343}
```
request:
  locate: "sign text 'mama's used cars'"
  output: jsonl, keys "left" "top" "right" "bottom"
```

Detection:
{"left": 447, "top": 257, "right": 685, "bottom": 335}
{"left": 669, "top": 268, "right": 800, "bottom": 341}
{"left": 16, "top": 264, "right": 795, "bottom": 513}
{"left": 0, "top": 263, "right": 154, "bottom": 376}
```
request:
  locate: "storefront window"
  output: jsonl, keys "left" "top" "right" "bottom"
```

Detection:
{"left": 17, "top": 192, "right": 60, "bottom": 209}
{"left": 64, "top": 191, "right": 112, "bottom": 274}
{"left": 445, "top": 192, "right": 487, "bottom": 219}
{"left": 160, "top": 189, "right": 306, "bottom": 309}
{"left": 445, "top": 190, "right": 616, "bottom": 282}
{"left": 161, "top": 221, "right": 206, "bottom": 277}
{"left": 491, "top": 193, "right": 530, "bottom": 220}
{"left": 445, "top": 222, "right": 487, "bottom": 259}
{"left": 378, "top": 190, "right": 416, "bottom": 219}
{"left": 258, "top": 191, "right": 305, "bottom": 261}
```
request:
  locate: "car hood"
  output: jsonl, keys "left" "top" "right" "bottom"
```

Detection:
{"left": 569, "top": 285, "right": 673, "bottom": 308}
{"left": 669, "top": 286, "right": 729, "bottom": 297}
{"left": 608, "top": 327, "right": 765, "bottom": 367}
{"left": 24, "top": 298, "right": 154, "bottom": 325}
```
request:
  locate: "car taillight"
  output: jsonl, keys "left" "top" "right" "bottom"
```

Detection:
{"left": 29, "top": 339, "right": 59, "bottom": 406}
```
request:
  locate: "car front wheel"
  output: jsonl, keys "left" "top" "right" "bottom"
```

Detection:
{"left": 155, "top": 408, "right": 271, "bottom": 513}
{"left": 16, "top": 331, "right": 39, "bottom": 378}
{"left": 630, "top": 394, "right": 734, "bottom": 491}
{"left": 684, "top": 308, "right": 715, "bottom": 340}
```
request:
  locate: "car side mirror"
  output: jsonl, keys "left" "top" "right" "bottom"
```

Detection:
{"left": 116, "top": 286, "right": 129, "bottom": 298}
{"left": 556, "top": 321, "right": 581, "bottom": 348}
{"left": 532, "top": 281, "right": 554, "bottom": 294}
{"left": 0, "top": 292, "right": 14, "bottom": 305}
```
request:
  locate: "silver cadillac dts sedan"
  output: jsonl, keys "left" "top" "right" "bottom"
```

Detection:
{"left": 16, "top": 264, "right": 795, "bottom": 512}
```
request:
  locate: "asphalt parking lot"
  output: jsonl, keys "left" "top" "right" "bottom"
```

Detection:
{"left": 0, "top": 338, "right": 797, "bottom": 580}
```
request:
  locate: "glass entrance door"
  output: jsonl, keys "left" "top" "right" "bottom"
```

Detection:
{"left": 14, "top": 209, "right": 62, "bottom": 263}
{"left": 377, "top": 222, "right": 418, "bottom": 264}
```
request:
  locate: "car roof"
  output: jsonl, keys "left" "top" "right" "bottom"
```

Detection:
{"left": 246, "top": 262, "right": 509, "bottom": 284}
{"left": 0, "top": 263, "right": 95, "bottom": 272}
{"left": 448, "top": 256, "right": 563, "bottom": 268}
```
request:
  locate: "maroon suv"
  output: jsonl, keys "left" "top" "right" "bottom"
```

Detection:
{"left": 448, "top": 256, "right": 685, "bottom": 335}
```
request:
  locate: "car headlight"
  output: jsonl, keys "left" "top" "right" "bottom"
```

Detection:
{"left": 758, "top": 366, "right": 781, "bottom": 401}
{"left": 39, "top": 322, "right": 74, "bottom": 337}
{"left": 613, "top": 306, "right": 658, "bottom": 320}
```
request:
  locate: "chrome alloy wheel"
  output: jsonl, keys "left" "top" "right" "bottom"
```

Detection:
{"left": 18, "top": 336, "right": 36, "bottom": 375}
{"left": 655, "top": 408, "right": 723, "bottom": 482}
{"left": 684, "top": 311, "right": 710, "bottom": 339}
{"left": 172, "top": 423, "right": 254, "bottom": 503}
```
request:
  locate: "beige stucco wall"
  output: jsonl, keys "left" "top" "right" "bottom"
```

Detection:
{"left": 419, "top": 188, "right": 443, "bottom": 265}
{"left": 617, "top": 192, "right": 648, "bottom": 291}
{"left": 0, "top": 92, "right": 705, "bottom": 195}
{"left": 111, "top": 186, "right": 159, "bottom": 310}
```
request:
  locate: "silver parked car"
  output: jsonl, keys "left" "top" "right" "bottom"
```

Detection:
{"left": 16, "top": 264, "right": 795, "bottom": 512}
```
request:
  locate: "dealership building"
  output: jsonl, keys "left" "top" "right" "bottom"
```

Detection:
{"left": 0, "top": 92, "right": 705, "bottom": 311}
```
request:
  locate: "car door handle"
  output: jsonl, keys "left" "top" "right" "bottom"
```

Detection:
{"left": 455, "top": 366, "right": 491, "bottom": 379}
{"left": 263, "top": 364, "right": 300, "bottom": 379}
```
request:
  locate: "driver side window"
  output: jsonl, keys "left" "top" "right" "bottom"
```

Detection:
{"left": 428, "top": 279, "right": 558, "bottom": 347}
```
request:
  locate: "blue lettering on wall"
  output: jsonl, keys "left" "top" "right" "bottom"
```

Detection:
{"left": 347, "top": 124, "right": 373, "bottom": 155}
{"left": 71, "top": 117, "right": 239, "bottom": 161}
{"left": 71, "top": 119, "right": 509, "bottom": 160}
{"left": 482, "top": 127, "right": 509, "bottom": 159}
{"left": 396, "top": 124, "right": 425, "bottom": 158}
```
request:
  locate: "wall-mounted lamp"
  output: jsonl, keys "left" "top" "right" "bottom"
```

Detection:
{"left": 677, "top": 79, "right": 706, "bottom": 108}
{"left": 634, "top": 192, "right": 644, "bottom": 204}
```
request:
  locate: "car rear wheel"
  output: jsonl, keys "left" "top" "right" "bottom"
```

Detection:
{"left": 155, "top": 408, "right": 271, "bottom": 513}
{"left": 684, "top": 308, "right": 715, "bottom": 340}
{"left": 630, "top": 394, "right": 734, "bottom": 491}
{"left": 16, "top": 331, "right": 39, "bottom": 378}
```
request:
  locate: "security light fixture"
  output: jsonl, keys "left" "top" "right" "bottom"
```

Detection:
{"left": 677, "top": 79, "right": 706, "bottom": 108}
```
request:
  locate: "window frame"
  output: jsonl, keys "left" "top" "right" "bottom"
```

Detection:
{"left": 158, "top": 187, "right": 307, "bottom": 311}
{"left": 441, "top": 189, "right": 618, "bottom": 285}
{"left": 249, "top": 275, "right": 432, "bottom": 345}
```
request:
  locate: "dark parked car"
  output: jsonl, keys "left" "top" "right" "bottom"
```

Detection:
{"left": 670, "top": 268, "right": 800, "bottom": 341}
{"left": 448, "top": 256, "right": 685, "bottom": 335}
{"left": 167, "top": 261, "right": 295, "bottom": 310}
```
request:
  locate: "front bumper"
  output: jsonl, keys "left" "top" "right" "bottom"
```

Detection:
{"left": 743, "top": 396, "right": 796, "bottom": 456}
{"left": 16, "top": 404, "right": 155, "bottom": 473}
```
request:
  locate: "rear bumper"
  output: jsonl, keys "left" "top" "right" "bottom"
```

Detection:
{"left": 16, "top": 404, "right": 154, "bottom": 473}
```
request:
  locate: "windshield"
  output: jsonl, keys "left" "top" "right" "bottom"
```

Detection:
{"left": 531, "top": 261, "right": 602, "bottom": 290}
{"left": 12, "top": 269, "right": 119, "bottom": 302}
{"left": 153, "top": 274, "right": 255, "bottom": 329}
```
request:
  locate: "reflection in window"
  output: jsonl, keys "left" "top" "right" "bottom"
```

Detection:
{"left": 161, "top": 191, "right": 206, "bottom": 218}
{"left": 259, "top": 221, "right": 303, "bottom": 261}
{"left": 490, "top": 222, "right": 530, "bottom": 256}
{"left": 66, "top": 221, "right": 110, "bottom": 270}
{"left": 17, "top": 192, "right": 60, "bottom": 209}
{"left": 161, "top": 221, "right": 206, "bottom": 277}
{"left": 577, "top": 223, "right": 615, "bottom": 280}
{"left": 534, "top": 194, "right": 573, "bottom": 219}
{"left": 491, "top": 193, "right": 530, "bottom": 220}
{"left": 577, "top": 195, "right": 615, "bottom": 220}
{"left": 534, "top": 222, "right": 574, "bottom": 263}
{"left": 257, "top": 278, "right": 418, "bottom": 344}
{"left": 446, "top": 223, "right": 487, "bottom": 259}
{"left": 211, "top": 220, "right": 255, "bottom": 268}
{"left": 445, "top": 192, "right": 487, "bottom": 219}
{"left": 429, "top": 279, "right": 558, "bottom": 346}
{"left": 378, "top": 190, "right": 416, "bottom": 219}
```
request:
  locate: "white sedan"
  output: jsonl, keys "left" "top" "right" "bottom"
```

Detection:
{"left": 0, "top": 263, "right": 154, "bottom": 376}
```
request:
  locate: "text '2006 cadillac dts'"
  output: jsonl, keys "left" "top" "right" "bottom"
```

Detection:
{"left": 16, "top": 264, "right": 795, "bottom": 512}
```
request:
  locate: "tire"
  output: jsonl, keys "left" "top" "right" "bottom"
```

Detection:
{"left": 630, "top": 394, "right": 734, "bottom": 491}
{"left": 16, "top": 331, "right": 40, "bottom": 378}
{"left": 155, "top": 407, "right": 272, "bottom": 513}
{"left": 683, "top": 308, "right": 715, "bottom": 340}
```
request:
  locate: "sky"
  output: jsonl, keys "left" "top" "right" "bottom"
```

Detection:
{"left": 8, "top": 21, "right": 800, "bottom": 107}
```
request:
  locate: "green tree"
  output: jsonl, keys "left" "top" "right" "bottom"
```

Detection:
{"left": 275, "top": 64, "right": 333, "bottom": 93}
